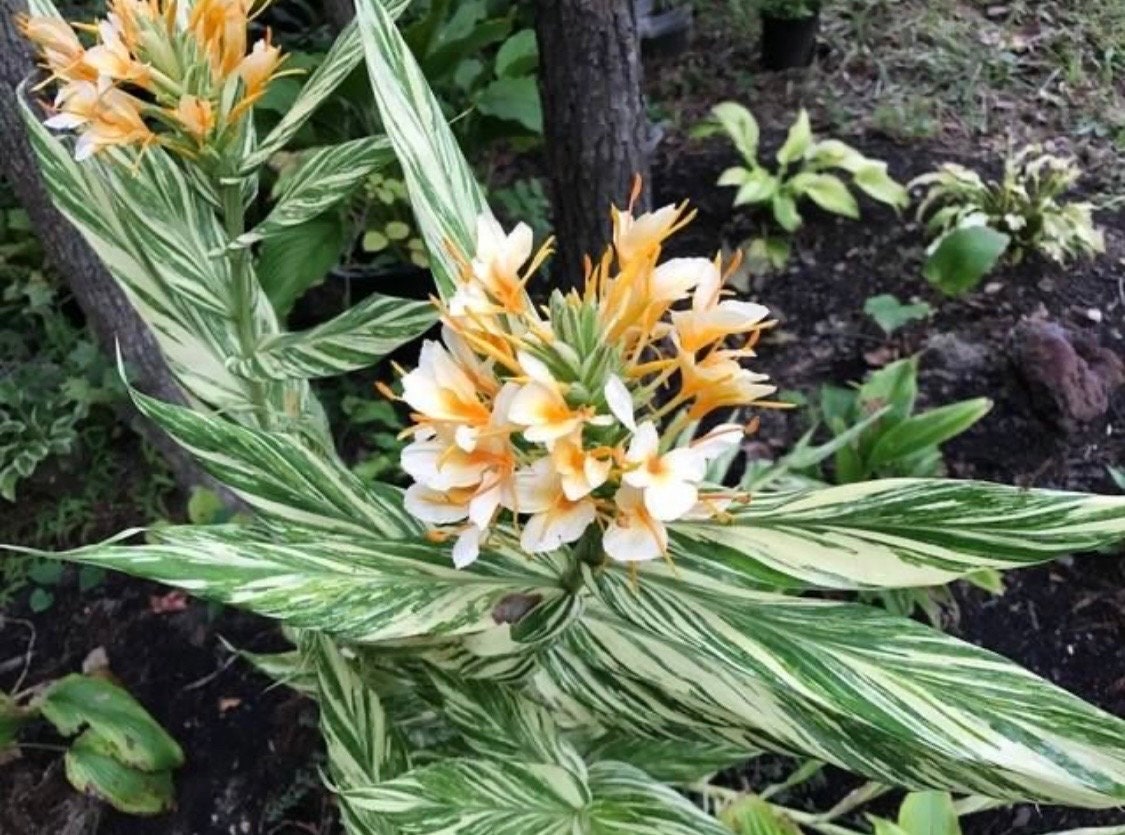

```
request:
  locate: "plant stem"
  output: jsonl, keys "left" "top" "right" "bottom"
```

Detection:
{"left": 221, "top": 179, "right": 271, "bottom": 430}
{"left": 818, "top": 781, "right": 890, "bottom": 821}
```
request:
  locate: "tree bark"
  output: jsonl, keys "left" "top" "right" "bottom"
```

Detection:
{"left": 533, "top": 0, "right": 653, "bottom": 288}
{"left": 0, "top": 1, "right": 237, "bottom": 502}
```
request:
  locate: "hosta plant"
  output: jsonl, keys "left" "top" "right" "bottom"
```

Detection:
{"left": 705, "top": 103, "right": 907, "bottom": 266}
{"left": 913, "top": 145, "right": 1106, "bottom": 295}
{"left": 10, "top": 0, "right": 1125, "bottom": 831}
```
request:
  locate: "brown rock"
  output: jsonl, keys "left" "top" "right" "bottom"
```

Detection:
{"left": 1009, "top": 320, "right": 1124, "bottom": 428}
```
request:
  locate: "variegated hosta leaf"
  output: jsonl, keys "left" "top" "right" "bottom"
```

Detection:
{"left": 355, "top": 0, "right": 492, "bottom": 298}
{"left": 671, "top": 479, "right": 1125, "bottom": 591}
{"left": 15, "top": 524, "right": 565, "bottom": 643}
{"left": 343, "top": 758, "right": 730, "bottom": 835}
{"left": 552, "top": 570, "right": 1125, "bottom": 808}
{"left": 242, "top": 0, "right": 414, "bottom": 171}
{"left": 227, "top": 292, "right": 435, "bottom": 380}
{"left": 305, "top": 633, "right": 406, "bottom": 834}
{"left": 233, "top": 138, "right": 395, "bottom": 249}
{"left": 128, "top": 386, "right": 414, "bottom": 537}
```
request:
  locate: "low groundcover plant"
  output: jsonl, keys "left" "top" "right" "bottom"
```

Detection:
{"left": 8, "top": 0, "right": 1125, "bottom": 832}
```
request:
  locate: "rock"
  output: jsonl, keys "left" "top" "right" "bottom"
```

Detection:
{"left": 1009, "top": 320, "right": 1124, "bottom": 428}
{"left": 925, "top": 332, "right": 990, "bottom": 375}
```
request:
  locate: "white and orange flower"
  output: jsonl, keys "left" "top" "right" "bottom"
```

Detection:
{"left": 394, "top": 204, "right": 776, "bottom": 569}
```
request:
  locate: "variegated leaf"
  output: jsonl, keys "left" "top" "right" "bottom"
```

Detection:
{"left": 228, "top": 292, "right": 435, "bottom": 380}
{"left": 670, "top": 479, "right": 1125, "bottom": 591}
{"left": 549, "top": 569, "right": 1125, "bottom": 808}
{"left": 582, "top": 733, "right": 755, "bottom": 784}
{"left": 242, "top": 0, "right": 413, "bottom": 171}
{"left": 234, "top": 138, "right": 395, "bottom": 249}
{"left": 26, "top": 0, "right": 63, "bottom": 18}
{"left": 306, "top": 632, "right": 405, "bottom": 834}
{"left": 12, "top": 525, "right": 564, "bottom": 643}
{"left": 343, "top": 758, "right": 730, "bottom": 834}
{"left": 426, "top": 671, "right": 584, "bottom": 773}
{"left": 128, "top": 387, "right": 414, "bottom": 537}
{"left": 355, "top": 0, "right": 492, "bottom": 298}
{"left": 18, "top": 92, "right": 281, "bottom": 415}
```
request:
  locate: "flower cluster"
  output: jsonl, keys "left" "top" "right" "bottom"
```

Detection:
{"left": 394, "top": 196, "right": 777, "bottom": 567}
{"left": 19, "top": 0, "right": 287, "bottom": 160}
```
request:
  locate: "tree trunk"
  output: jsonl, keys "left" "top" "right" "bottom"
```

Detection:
{"left": 0, "top": 1, "right": 238, "bottom": 503}
{"left": 534, "top": 0, "right": 653, "bottom": 288}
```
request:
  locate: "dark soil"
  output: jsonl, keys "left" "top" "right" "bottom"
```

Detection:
{"left": 3, "top": 5, "right": 1125, "bottom": 834}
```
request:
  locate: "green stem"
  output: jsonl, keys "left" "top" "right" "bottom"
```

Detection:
{"left": 221, "top": 179, "right": 271, "bottom": 430}
{"left": 818, "top": 782, "right": 890, "bottom": 822}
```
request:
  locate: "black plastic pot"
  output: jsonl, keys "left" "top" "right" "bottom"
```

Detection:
{"left": 760, "top": 12, "right": 820, "bottom": 70}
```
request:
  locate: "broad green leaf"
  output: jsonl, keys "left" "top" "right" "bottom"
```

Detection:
{"left": 722, "top": 796, "right": 802, "bottom": 834}
{"left": 356, "top": 0, "right": 492, "bottom": 298}
{"left": 854, "top": 162, "right": 909, "bottom": 208}
{"left": 792, "top": 172, "right": 859, "bottom": 219}
{"left": 306, "top": 632, "right": 406, "bottom": 834}
{"left": 256, "top": 213, "right": 349, "bottom": 319}
{"left": 1110, "top": 466, "right": 1125, "bottom": 492}
{"left": 671, "top": 479, "right": 1125, "bottom": 590}
{"left": 64, "top": 731, "right": 175, "bottom": 816}
{"left": 777, "top": 110, "right": 812, "bottom": 165}
{"left": 476, "top": 76, "right": 544, "bottom": 132}
{"left": 898, "top": 790, "right": 961, "bottom": 835}
{"left": 866, "top": 399, "right": 992, "bottom": 471}
{"left": 923, "top": 227, "right": 1010, "bottom": 296}
{"left": 236, "top": 138, "right": 394, "bottom": 249}
{"left": 864, "top": 294, "right": 932, "bottom": 336}
{"left": 771, "top": 193, "right": 802, "bottom": 231}
{"left": 870, "top": 818, "right": 914, "bottom": 835}
{"left": 734, "top": 170, "right": 779, "bottom": 206}
{"left": 229, "top": 292, "right": 435, "bottom": 380}
{"left": 711, "top": 102, "right": 761, "bottom": 162}
{"left": 495, "top": 29, "right": 540, "bottom": 78}
{"left": 343, "top": 758, "right": 730, "bottom": 834}
{"left": 127, "top": 387, "right": 415, "bottom": 537}
{"left": 583, "top": 733, "right": 753, "bottom": 783}
{"left": 555, "top": 571, "right": 1125, "bottom": 808}
{"left": 40, "top": 675, "right": 183, "bottom": 772}
{"left": 22, "top": 526, "right": 564, "bottom": 643}
{"left": 859, "top": 357, "right": 918, "bottom": 426}
{"left": 243, "top": 0, "right": 412, "bottom": 170}
{"left": 807, "top": 138, "right": 867, "bottom": 173}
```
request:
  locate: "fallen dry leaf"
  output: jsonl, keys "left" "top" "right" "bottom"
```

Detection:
{"left": 149, "top": 590, "right": 189, "bottom": 614}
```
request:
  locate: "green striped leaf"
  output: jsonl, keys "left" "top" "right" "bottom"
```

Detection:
{"left": 27, "top": 0, "right": 63, "bottom": 18}
{"left": 234, "top": 138, "right": 395, "bottom": 249}
{"left": 343, "top": 758, "right": 730, "bottom": 834}
{"left": 242, "top": 0, "right": 413, "bottom": 171}
{"left": 307, "top": 632, "right": 406, "bottom": 834}
{"left": 18, "top": 525, "right": 564, "bottom": 643}
{"left": 355, "top": 0, "right": 492, "bottom": 298}
{"left": 427, "top": 671, "right": 584, "bottom": 772}
{"left": 583, "top": 733, "right": 754, "bottom": 783}
{"left": 228, "top": 292, "right": 435, "bottom": 380}
{"left": 722, "top": 796, "right": 802, "bottom": 835}
{"left": 19, "top": 92, "right": 277, "bottom": 415}
{"left": 128, "top": 386, "right": 414, "bottom": 537}
{"left": 670, "top": 479, "right": 1125, "bottom": 591}
{"left": 552, "top": 570, "right": 1125, "bottom": 808}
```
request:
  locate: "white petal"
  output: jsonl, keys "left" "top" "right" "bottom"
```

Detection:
{"left": 521, "top": 500, "right": 595, "bottom": 553}
{"left": 452, "top": 526, "right": 482, "bottom": 569}
{"left": 517, "top": 351, "right": 556, "bottom": 387}
{"left": 513, "top": 458, "right": 558, "bottom": 514}
{"left": 644, "top": 479, "right": 699, "bottom": 521}
{"left": 651, "top": 257, "right": 712, "bottom": 301}
{"left": 602, "top": 517, "right": 666, "bottom": 563}
{"left": 626, "top": 421, "right": 660, "bottom": 464}
{"left": 692, "top": 423, "right": 744, "bottom": 462}
{"left": 404, "top": 484, "right": 468, "bottom": 524}
{"left": 44, "top": 113, "right": 85, "bottom": 130}
{"left": 604, "top": 375, "right": 636, "bottom": 430}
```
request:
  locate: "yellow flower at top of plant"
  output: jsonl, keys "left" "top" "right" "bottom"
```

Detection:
{"left": 19, "top": 0, "right": 289, "bottom": 161}
{"left": 392, "top": 190, "right": 779, "bottom": 568}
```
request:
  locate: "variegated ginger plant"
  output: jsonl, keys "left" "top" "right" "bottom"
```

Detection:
{"left": 10, "top": 0, "right": 1125, "bottom": 832}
